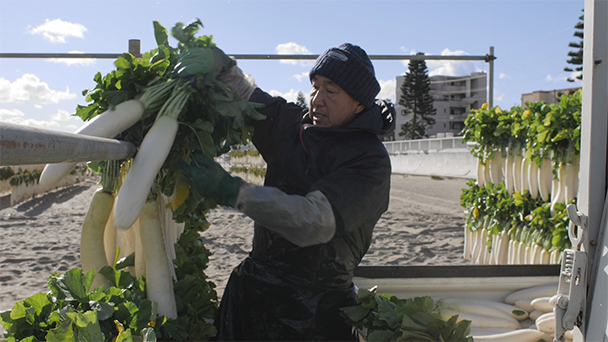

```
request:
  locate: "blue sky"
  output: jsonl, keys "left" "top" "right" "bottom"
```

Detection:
{"left": 0, "top": 0, "right": 584, "bottom": 133}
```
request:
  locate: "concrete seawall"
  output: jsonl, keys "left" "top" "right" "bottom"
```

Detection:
{"left": 389, "top": 148, "right": 477, "bottom": 180}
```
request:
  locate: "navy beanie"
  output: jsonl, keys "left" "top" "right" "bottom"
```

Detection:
{"left": 309, "top": 43, "right": 380, "bottom": 109}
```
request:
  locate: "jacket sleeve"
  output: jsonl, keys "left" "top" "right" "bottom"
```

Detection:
{"left": 248, "top": 89, "right": 307, "bottom": 163}
{"left": 235, "top": 184, "right": 336, "bottom": 247}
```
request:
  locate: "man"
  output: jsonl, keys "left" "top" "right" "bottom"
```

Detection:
{"left": 181, "top": 43, "right": 395, "bottom": 340}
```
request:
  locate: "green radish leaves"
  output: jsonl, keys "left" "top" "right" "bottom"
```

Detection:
{"left": 340, "top": 287, "right": 473, "bottom": 342}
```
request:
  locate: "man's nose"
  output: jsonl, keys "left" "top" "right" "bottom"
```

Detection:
{"left": 311, "top": 90, "right": 324, "bottom": 106}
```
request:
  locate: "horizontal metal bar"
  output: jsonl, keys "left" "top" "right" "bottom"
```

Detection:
{"left": 0, "top": 122, "right": 137, "bottom": 166}
{"left": 0, "top": 53, "right": 124, "bottom": 59}
{"left": 0, "top": 52, "right": 496, "bottom": 62}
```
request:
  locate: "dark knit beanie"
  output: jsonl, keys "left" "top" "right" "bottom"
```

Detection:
{"left": 309, "top": 43, "right": 380, "bottom": 109}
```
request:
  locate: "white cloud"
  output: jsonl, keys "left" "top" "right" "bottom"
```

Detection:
{"left": 47, "top": 51, "right": 96, "bottom": 66}
{"left": 293, "top": 71, "right": 309, "bottom": 82}
{"left": 499, "top": 73, "right": 507, "bottom": 79}
{"left": 0, "top": 109, "right": 81, "bottom": 132}
{"left": 51, "top": 109, "right": 79, "bottom": 122}
{"left": 425, "top": 48, "right": 484, "bottom": 77}
{"left": 29, "top": 19, "right": 87, "bottom": 43}
{"left": 1, "top": 116, "right": 61, "bottom": 129}
{"left": 400, "top": 47, "right": 418, "bottom": 55}
{"left": 276, "top": 42, "right": 313, "bottom": 66}
{"left": 0, "top": 74, "right": 76, "bottom": 104}
{"left": 269, "top": 88, "right": 306, "bottom": 104}
{"left": 378, "top": 79, "right": 396, "bottom": 103}
{"left": 0, "top": 108, "right": 25, "bottom": 117}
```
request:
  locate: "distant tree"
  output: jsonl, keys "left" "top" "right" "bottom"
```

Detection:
{"left": 296, "top": 91, "right": 308, "bottom": 109}
{"left": 399, "top": 53, "right": 436, "bottom": 139}
{"left": 378, "top": 98, "right": 396, "bottom": 141}
{"left": 564, "top": 10, "right": 584, "bottom": 82}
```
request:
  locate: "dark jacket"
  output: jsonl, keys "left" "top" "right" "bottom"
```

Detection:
{"left": 213, "top": 88, "right": 394, "bottom": 341}
{"left": 248, "top": 88, "right": 394, "bottom": 287}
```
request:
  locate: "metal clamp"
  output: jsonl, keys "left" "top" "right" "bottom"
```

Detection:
{"left": 567, "top": 204, "right": 587, "bottom": 250}
{"left": 553, "top": 205, "right": 588, "bottom": 342}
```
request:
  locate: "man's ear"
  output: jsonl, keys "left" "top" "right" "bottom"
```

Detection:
{"left": 355, "top": 104, "right": 365, "bottom": 114}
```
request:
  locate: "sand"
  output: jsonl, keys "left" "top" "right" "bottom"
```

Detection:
{"left": 0, "top": 174, "right": 471, "bottom": 318}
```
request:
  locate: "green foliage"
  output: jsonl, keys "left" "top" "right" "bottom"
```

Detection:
{"left": 230, "top": 166, "right": 266, "bottom": 178}
{"left": 7, "top": 169, "right": 42, "bottom": 187}
{"left": 229, "top": 148, "right": 260, "bottom": 158}
{"left": 460, "top": 180, "right": 573, "bottom": 253}
{"left": 461, "top": 90, "right": 581, "bottom": 165}
{"left": 0, "top": 267, "right": 157, "bottom": 342}
{"left": 398, "top": 53, "right": 436, "bottom": 140}
{"left": 340, "top": 287, "right": 472, "bottom": 342}
{"left": 564, "top": 9, "right": 584, "bottom": 82}
{"left": 0, "top": 166, "right": 15, "bottom": 181}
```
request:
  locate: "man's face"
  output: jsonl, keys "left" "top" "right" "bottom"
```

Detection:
{"left": 309, "top": 75, "right": 364, "bottom": 128}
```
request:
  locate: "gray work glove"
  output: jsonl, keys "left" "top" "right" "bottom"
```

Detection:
{"left": 179, "top": 153, "right": 244, "bottom": 207}
{"left": 217, "top": 65, "right": 258, "bottom": 100}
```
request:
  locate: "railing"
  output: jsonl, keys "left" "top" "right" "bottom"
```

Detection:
{"left": 383, "top": 137, "right": 470, "bottom": 154}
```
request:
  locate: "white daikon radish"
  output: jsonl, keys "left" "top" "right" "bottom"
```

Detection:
{"left": 504, "top": 283, "right": 558, "bottom": 304}
{"left": 489, "top": 151, "right": 503, "bottom": 184}
{"left": 437, "top": 300, "right": 520, "bottom": 324}
{"left": 80, "top": 188, "right": 113, "bottom": 290}
{"left": 468, "top": 327, "right": 515, "bottom": 336}
{"left": 504, "top": 150, "right": 514, "bottom": 196}
{"left": 531, "top": 296, "right": 554, "bottom": 313}
{"left": 535, "top": 312, "right": 555, "bottom": 334}
{"left": 470, "top": 329, "right": 545, "bottom": 342}
{"left": 551, "top": 163, "right": 567, "bottom": 214}
{"left": 139, "top": 199, "right": 178, "bottom": 319}
{"left": 517, "top": 240, "right": 526, "bottom": 265}
{"left": 564, "top": 158, "right": 579, "bottom": 203}
{"left": 438, "top": 298, "right": 528, "bottom": 321}
{"left": 477, "top": 161, "right": 486, "bottom": 187}
{"left": 514, "top": 299, "right": 535, "bottom": 313}
{"left": 133, "top": 219, "right": 146, "bottom": 279}
{"left": 520, "top": 156, "right": 530, "bottom": 192}
{"left": 438, "top": 308, "right": 521, "bottom": 329}
{"left": 540, "top": 248, "right": 551, "bottom": 264}
{"left": 113, "top": 115, "right": 179, "bottom": 229}
{"left": 464, "top": 226, "right": 472, "bottom": 260}
{"left": 538, "top": 157, "right": 553, "bottom": 202}
{"left": 103, "top": 203, "right": 118, "bottom": 266}
{"left": 528, "top": 160, "right": 539, "bottom": 200}
{"left": 483, "top": 161, "right": 491, "bottom": 187}
{"left": 39, "top": 99, "right": 146, "bottom": 191}
{"left": 529, "top": 310, "right": 543, "bottom": 321}
{"left": 496, "top": 230, "right": 510, "bottom": 264}
{"left": 512, "top": 154, "right": 523, "bottom": 193}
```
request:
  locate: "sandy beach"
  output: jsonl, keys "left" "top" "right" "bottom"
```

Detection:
{"left": 0, "top": 174, "right": 471, "bottom": 318}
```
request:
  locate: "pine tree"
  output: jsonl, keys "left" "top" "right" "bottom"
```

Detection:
{"left": 399, "top": 53, "right": 436, "bottom": 139}
{"left": 564, "top": 10, "right": 584, "bottom": 82}
{"left": 295, "top": 91, "right": 308, "bottom": 109}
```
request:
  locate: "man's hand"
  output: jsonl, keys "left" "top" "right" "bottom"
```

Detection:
{"left": 179, "top": 153, "right": 244, "bottom": 207}
{"left": 171, "top": 46, "right": 236, "bottom": 80}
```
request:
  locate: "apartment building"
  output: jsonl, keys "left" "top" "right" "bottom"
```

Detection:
{"left": 393, "top": 72, "right": 487, "bottom": 140}
{"left": 521, "top": 87, "right": 581, "bottom": 107}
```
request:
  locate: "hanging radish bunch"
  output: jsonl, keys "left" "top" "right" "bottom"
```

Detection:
{"left": 26, "top": 19, "right": 265, "bottom": 341}
{"left": 460, "top": 90, "right": 581, "bottom": 265}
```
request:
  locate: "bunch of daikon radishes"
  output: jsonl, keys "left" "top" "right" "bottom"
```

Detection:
{"left": 461, "top": 181, "right": 571, "bottom": 266}
{"left": 437, "top": 282, "right": 572, "bottom": 341}
{"left": 37, "top": 20, "right": 263, "bottom": 320}
{"left": 461, "top": 91, "right": 581, "bottom": 265}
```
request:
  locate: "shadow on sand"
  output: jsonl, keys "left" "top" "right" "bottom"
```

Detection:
{"left": 8, "top": 183, "right": 92, "bottom": 217}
